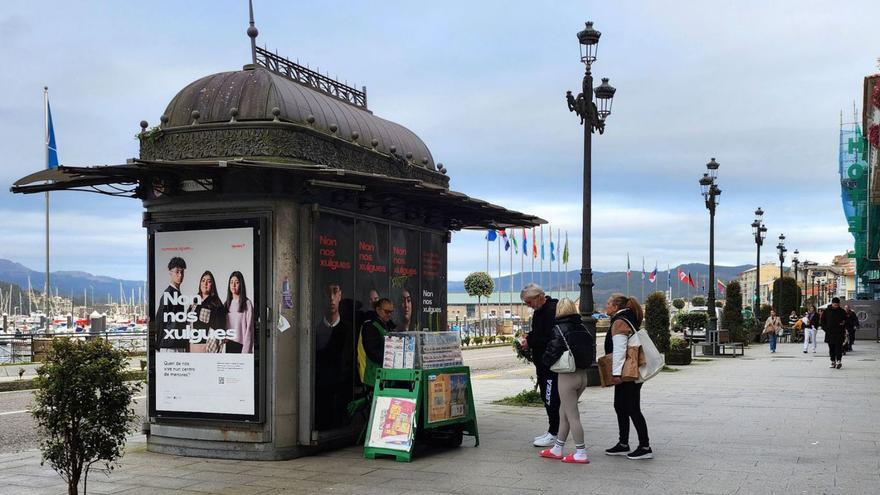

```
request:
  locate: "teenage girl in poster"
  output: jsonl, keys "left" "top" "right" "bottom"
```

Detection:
{"left": 225, "top": 271, "right": 254, "bottom": 353}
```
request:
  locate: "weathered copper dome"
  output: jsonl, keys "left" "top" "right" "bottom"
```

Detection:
{"left": 145, "top": 64, "right": 439, "bottom": 175}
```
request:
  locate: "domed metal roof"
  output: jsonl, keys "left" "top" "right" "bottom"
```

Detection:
{"left": 160, "top": 65, "right": 436, "bottom": 170}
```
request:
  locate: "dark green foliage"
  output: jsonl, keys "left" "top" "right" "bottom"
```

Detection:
{"left": 715, "top": 301, "right": 723, "bottom": 307}
{"left": 675, "top": 312, "right": 709, "bottom": 332}
{"left": 672, "top": 299, "right": 685, "bottom": 310}
{"left": 464, "top": 272, "right": 494, "bottom": 336}
{"left": 772, "top": 277, "right": 800, "bottom": 318}
{"left": 722, "top": 281, "right": 747, "bottom": 342}
{"left": 691, "top": 296, "right": 706, "bottom": 307}
{"left": 492, "top": 388, "right": 544, "bottom": 407}
{"left": 32, "top": 339, "right": 141, "bottom": 495}
{"left": 644, "top": 292, "right": 671, "bottom": 353}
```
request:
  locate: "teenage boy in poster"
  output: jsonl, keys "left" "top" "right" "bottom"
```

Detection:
{"left": 315, "top": 281, "right": 354, "bottom": 430}
{"left": 156, "top": 257, "right": 189, "bottom": 352}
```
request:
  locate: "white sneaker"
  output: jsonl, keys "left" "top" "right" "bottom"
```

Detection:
{"left": 533, "top": 433, "right": 557, "bottom": 447}
{"left": 534, "top": 432, "right": 550, "bottom": 442}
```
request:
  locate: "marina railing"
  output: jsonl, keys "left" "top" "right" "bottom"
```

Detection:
{"left": 0, "top": 331, "right": 148, "bottom": 364}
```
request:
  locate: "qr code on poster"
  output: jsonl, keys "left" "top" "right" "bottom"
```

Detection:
{"left": 218, "top": 377, "right": 225, "bottom": 384}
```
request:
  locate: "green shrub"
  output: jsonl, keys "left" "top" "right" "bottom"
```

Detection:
{"left": 644, "top": 291, "right": 671, "bottom": 353}
{"left": 668, "top": 335, "right": 688, "bottom": 351}
{"left": 473, "top": 336, "right": 484, "bottom": 346}
{"left": 722, "top": 280, "right": 747, "bottom": 342}
{"left": 772, "top": 277, "right": 800, "bottom": 318}
{"left": 491, "top": 388, "right": 544, "bottom": 407}
{"left": 692, "top": 296, "right": 706, "bottom": 307}
{"left": 672, "top": 299, "right": 686, "bottom": 310}
{"left": 32, "top": 338, "right": 141, "bottom": 495}
{"left": 675, "top": 312, "right": 708, "bottom": 332}
{"left": 461, "top": 336, "right": 471, "bottom": 347}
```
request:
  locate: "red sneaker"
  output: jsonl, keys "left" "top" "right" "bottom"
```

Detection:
{"left": 561, "top": 453, "right": 590, "bottom": 464}
{"left": 539, "top": 449, "right": 562, "bottom": 459}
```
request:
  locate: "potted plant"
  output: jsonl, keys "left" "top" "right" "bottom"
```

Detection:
{"left": 665, "top": 335, "right": 692, "bottom": 365}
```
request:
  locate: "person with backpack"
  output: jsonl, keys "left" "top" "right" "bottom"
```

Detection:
{"left": 537, "top": 298, "right": 595, "bottom": 464}
{"left": 604, "top": 294, "right": 653, "bottom": 460}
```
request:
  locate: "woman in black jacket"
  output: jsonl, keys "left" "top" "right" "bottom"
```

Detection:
{"left": 539, "top": 298, "right": 595, "bottom": 464}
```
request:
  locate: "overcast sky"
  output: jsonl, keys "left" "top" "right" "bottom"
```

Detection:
{"left": 1, "top": 0, "right": 877, "bottom": 282}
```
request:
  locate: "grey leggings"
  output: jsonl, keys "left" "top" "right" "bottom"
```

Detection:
{"left": 556, "top": 369, "right": 589, "bottom": 446}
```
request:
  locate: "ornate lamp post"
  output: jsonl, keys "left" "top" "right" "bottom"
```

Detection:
{"left": 776, "top": 234, "right": 787, "bottom": 314}
{"left": 699, "top": 159, "right": 721, "bottom": 351}
{"left": 751, "top": 208, "right": 767, "bottom": 311}
{"left": 566, "top": 21, "right": 616, "bottom": 333}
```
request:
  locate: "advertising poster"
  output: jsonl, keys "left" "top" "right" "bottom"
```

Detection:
{"left": 390, "top": 227, "right": 420, "bottom": 331}
{"left": 420, "top": 232, "right": 447, "bottom": 331}
{"left": 844, "top": 300, "right": 880, "bottom": 340}
{"left": 313, "top": 214, "right": 356, "bottom": 431}
{"left": 356, "top": 221, "right": 390, "bottom": 316}
{"left": 427, "top": 373, "right": 468, "bottom": 423}
{"left": 367, "top": 396, "right": 417, "bottom": 451}
{"left": 151, "top": 226, "right": 257, "bottom": 418}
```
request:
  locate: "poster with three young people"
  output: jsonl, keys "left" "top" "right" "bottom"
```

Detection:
{"left": 152, "top": 225, "right": 257, "bottom": 418}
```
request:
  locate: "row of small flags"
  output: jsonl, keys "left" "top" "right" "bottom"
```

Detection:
{"left": 486, "top": 228, "right": 569, "bottom": 264}
{"left": 625, "top": 253, "right": 726, "bottom": 294}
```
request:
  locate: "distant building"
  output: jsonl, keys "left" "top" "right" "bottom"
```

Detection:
{"left": 735, "top": 263, "right": 781, "bottom": 309}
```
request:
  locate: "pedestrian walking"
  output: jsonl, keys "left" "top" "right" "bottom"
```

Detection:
{"left": 519, "top": 284, "right": 560, "bottom": 447}
{"left": 802, "top": 305, "right": 819, "bottom": 354}
{"left": 821, "top": 297, "right": 847, "bottom": 369}
{"left": 604, "top": 294, "right": 653, "bottom": 460}
{"left": 538, "top": 298, "right": 595, "bottom": 464}
{"left": 763, "top": 309, "right": 783, "bottom": 353}
{"left": 843, "top": 304, "right": 859, "bottom": 353}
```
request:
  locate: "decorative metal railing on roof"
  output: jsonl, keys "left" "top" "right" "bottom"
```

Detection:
{"left": 254, "top": 46, "right": 368, "bottom": 109}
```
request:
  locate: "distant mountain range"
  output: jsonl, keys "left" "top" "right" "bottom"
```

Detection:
{"left": 0, "top": 257, "right": 753, "bottom": 311}
{"left": 0, "top": 259, "right": 144, "bottom": 306}
{"left": 449, "top": 263, "right": 754, "bottom": 302}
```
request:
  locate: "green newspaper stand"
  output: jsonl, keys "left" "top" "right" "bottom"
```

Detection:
{"left": 363, "top": 366, "right": 479, "bottom": 462}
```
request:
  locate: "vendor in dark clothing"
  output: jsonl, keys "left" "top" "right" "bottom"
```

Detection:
{"left": 519, "top": 283, "right": 560, "bottom": 448}
{"left": 821, "top": 297, "right": 847, "bottom": 369}
{"left": 358, "top": 298, "right": 396, "bottom": 386}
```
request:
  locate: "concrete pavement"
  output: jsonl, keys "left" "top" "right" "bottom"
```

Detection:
{"left": 1, "top": 340, "right": 878, "bottom": 494}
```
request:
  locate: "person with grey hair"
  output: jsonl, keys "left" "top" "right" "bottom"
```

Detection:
{"left": 519, "top": 283, "right": 559, "bottom": 447}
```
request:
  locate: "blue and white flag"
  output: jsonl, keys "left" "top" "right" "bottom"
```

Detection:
{"left": 45, "top": 91, "right": 59, "bottom": 169}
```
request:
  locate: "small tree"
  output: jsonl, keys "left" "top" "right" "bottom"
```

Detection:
{"left": 722, "top": 281, "right": 746, "bottom": 343}
{"left": 672, "top": 298, "right": 685, "bottom": 310}
{"left": 464, "top": 271, "right": 494, "bottom": 337}
{"left": 691, "top": 296, "right": 706, "bottom": 307}
{"left": 32, "top": 339, "right": 141, "bottom": 495}
{"left": 772, "top": 277, "right": 800, "bottom": 318}
{"left": 644, "top": 291, "right": 671, "bottom": 353}
{"left": 714, "top": 300, "right": 723, "bottom": 308}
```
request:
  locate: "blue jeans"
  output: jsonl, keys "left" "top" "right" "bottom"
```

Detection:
{"left": 768, "top": 333, "right": 777, "bottom": 352}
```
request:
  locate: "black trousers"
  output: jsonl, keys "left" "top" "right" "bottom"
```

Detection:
{"left": 614, "top": 381, "right": 649, "bottom": 448}
{"left": 828, "top": 342, "right": 843, "bottom": 363}
{"left": 535, "top": 365, "right": 560, "bottom": 436}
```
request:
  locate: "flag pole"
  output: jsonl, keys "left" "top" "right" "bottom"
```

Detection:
{"left": 556, "top": 228, "right": 561, "bottom": 298}
{"left": 626, "top": 253, "right": 630, "bottom": 297}
{"left": 548, "top": 225, "right": 553, "bottom": 297}
{"left": 531, "top": 228, "right": 535, "bottom": 284}
{"left": 43, "top": 87, "right": 50, "bottom": 320}
{"left": 509, "top": 234, "right": 513, "bottom": 319}
{"left": 540, "top": 225, "right": 544, "bottom": 290}
{"left": 497, "top": 233, "right": 501, "bottom": 321}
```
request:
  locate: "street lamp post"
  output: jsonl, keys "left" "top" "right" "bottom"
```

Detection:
{"left": 751, "top": 208, "right": 767, "bottom": 316}
{"left": 699, "top": 159, "right": 721, "bottom": 352}
{"left": 567, "top": 21, "right": 616, "bottom": 335}
{"left": 811, "top": 273, "right": 817, "bottom": 306}
{"left": 776, "top": 234, "right": 787, "bottom": 314}
{"left": 792, "top": 249, "right": 800, "bottom": 307}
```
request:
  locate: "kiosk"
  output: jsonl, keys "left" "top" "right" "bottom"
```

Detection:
{"left": 12, "top": 9, "right": 543, "bottom": 460}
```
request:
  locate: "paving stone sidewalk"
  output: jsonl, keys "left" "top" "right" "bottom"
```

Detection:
{"left": 1, "top": 340, "right": 879, "bottom": 494}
